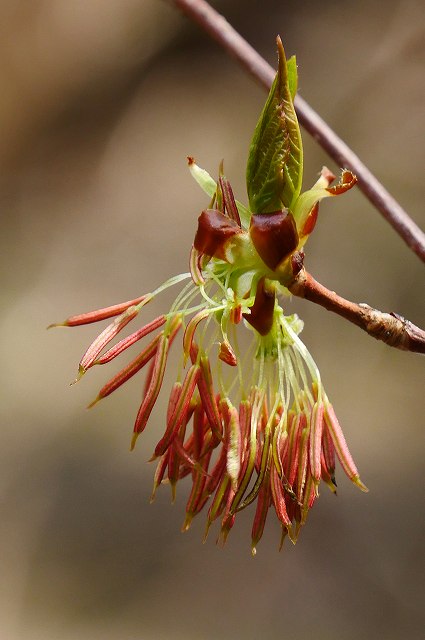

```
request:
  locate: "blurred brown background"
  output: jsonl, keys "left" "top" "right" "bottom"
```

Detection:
{"left": 1, "top": 1, "right": 424, "bottom": 639}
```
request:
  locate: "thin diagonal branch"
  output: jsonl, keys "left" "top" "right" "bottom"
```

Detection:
{"left": 288, "top": 269, "right": 425, "bottom": 354}
{"left": 169, "top": 0, "right": 425, "bottom": 263}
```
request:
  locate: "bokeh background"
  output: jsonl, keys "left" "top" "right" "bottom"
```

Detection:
{"left": 1, "top": 1, "right": 424, "bottom": 639}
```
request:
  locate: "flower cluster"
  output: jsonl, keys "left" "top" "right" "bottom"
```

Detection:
{"left": 54, "top": 38, "right": 367, "bottom": 553}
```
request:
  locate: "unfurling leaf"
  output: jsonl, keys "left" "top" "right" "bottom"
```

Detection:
{"left": 286, "top": 55, "right": 298, "bottom": 101}
{"left": 246, "top": 37, "right": 303, "bottom": 214}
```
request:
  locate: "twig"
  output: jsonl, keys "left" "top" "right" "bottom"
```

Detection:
{"left": 288, "top": 269, "right": 425, "bottom": 354}
{"left": 169, "top": 0, "right": 425, "bottom": 263}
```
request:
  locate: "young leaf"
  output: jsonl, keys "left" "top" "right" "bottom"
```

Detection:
{"left": 246, "top": 37, "right": 303, "bottom": 214}
{"left": 188, "top": 156, "right": 216, "bottom": 198}
{"left": 287, "top": 55, "right": 298, "bottom": 101}
{"left": 292, "top": 168, "right": 357, "bottom": 248}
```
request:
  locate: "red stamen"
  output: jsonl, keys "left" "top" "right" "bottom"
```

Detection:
{"left": 270, "top": 463, "right": 291, "bottom": 527}
{"left": 154, "top": 364, "right": 201, "bottom": 458}
{"left": 88, "top": 334, "right": 160, "bottom": 407}
{"left": 190, "top": 347, "right": 223, "bottom": 442}
{"left": 150, "top": 452, "right": 169, "bottom": 503}
{"left": 95, "top": 315, "right": 166, "bottom": 365}
{"left": 296, "top": 425, "right": 310, "bottom": 502}
{"left": 221, "top": 400, "right": 241, "bottom": 490}
{"left": 218, "top": 340, "right": 238, "bottom": 366}
{"left": 229, "top": 389, "right": 261, "bottom": 514}
{"left": 54, "top": 295, "right": 147, "bottom": 327}
{"left": 203, "top": 443, "right": 228, "bottom": 499}
{"left": 182, "top": 449, "right": 213, "bottom": 532}
{"left": 131, "top": 334, "right": 169, "bottom": 450}
{"left": 141, "top": 315, "right": 182, "bottom": 404}
{"left": 189, "top": 245, "right": 206, "bottom": 286}
{"left": 320, "top": 452, "right": 337, "bottom": 494}
{"left": 321, "top": 423, "right": 336, "bottom": 479}
{"left": 207, "top": 474, "right": 231, "bottom": 528}
{"left": 324, "top": 403, "right": 368, "bottom": 492}
{"left": 287, "top": 413, "right": 304, "bottom": 486}
{"left": 183, "top": 310, "right": 210, "bottom": 359}
{"left": 251, "top": 480, "right": 272, "bottom": 556}
{"left": 230, "top": 305, "right": 242, "bottom": 325}
{"left": 79, "top": 306, "right": 139, "bottom": 375}
{"left": 236, "top": 400, "right": 271, "bottom": 513}
{"left": 309, "top": 401, "right": 324, "bottom": 482}
{"left": 193, "top": 403, "right": 206, "bottom": 460}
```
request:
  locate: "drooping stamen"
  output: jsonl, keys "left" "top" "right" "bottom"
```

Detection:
{"left": 272, "top": 422, "right": 298, "bottom": 503}
{"left": 88, "top": 334, "right": 160, "bottom": 407}
{"left": 183, "top": 310, "right": 211, "bottom": 360}
{"left": 321, "top": 423, "right": 336, "bottom": 482}
{"left": 251, "top": 479, "right": 272, "bottom": 556}
{"left": 221, "top": 399, "right": 241, "bottom": 491}
{"left": 219, "top": 510, "right": 236, "bottom": 547}
{"left": 270, "top": 463, "right": 291, "bottom": 528}
{"left": 296, "top": 425, "right": 310, "bottom": 502}
{"left": 182, "top": 449, "right": 213, "bottom": 532}
{"left": 78, "top": 305, "right": 140, "bottom": 377}
{"left": 204, "top": 473, "right": 231, "bottom": 541}
{"left": 320, "top": 452, "right": 337, "bottom": 494}
{"left": 309, "top": 401, "right": 324, "bottom": 482}
{"left": 192, "top": 403, "right": 206, "bottom": 460}
{"left": 94, "top": 315, "right": 166, "bottom": 365}
{"left": 131, "top": 334, "right": 170, "bottom": 450}
{"left": 190, "top": 345, "right": 223, "bottom": 442}
{"left": 189, "top": 245, "right": 206, "bottom": 286}
{"left": 229, "top": 388, "right": 262, "bottom": 514}
{"left": 238, "top": 400, "right": 251, "bottom": 460}
{"left": 300, "top": 474, "right": 315, "bottom": 526}
{"left": 50, "top": 295, "right": 148, "bottom": 328}
{"left": 230, "top": 305, "right": 242, "bottom": 325}
{"left": 236, "top": 402, "right": 273, "bottom": 512}
{"left": 324, "top": 403, "right": 368, "bottom": 492}
{"left": 202, "top": 442, "right": 228, "bottom": 503}
{"left": 167, "top": 422, "right": 188, "bottom": 502}
{"left": 150, "top": 452, "right": 169, "bottom": 503}
{"left": 154, "top": 364, "right": 201, "bottom": 458}
{"left": 287, "top": 413, "right": 306, "bottom": 487}
{"left": 148, "top": 314, "right": 180, "bottom": 373}
{"left": 170, "top": 429, "right": 202, "bottom": 478}
{"left": 218, "top": 339, "right": 238, "bottom": 366}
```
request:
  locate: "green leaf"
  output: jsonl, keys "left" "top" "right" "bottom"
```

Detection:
{"left": 188, "top": 157, "right": 216, "bottom": 198}
{"left": 246, "top": 38, "right": 303, "bottom": 214}
{"left": 287, "top": 55, "right": 298, "bottom": 101}
{"left": 292, "top": 168, "right": 357, "bottom": 248}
